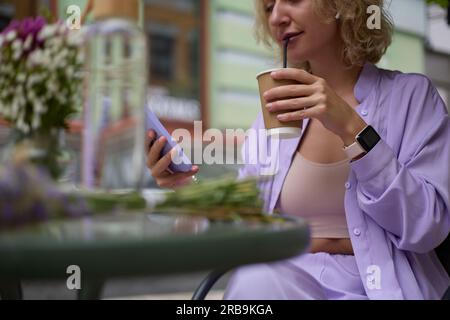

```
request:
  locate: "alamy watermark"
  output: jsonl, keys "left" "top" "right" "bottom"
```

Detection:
{"left": 66, "top": 5, "right": 81, "bottom": 30}
{"left": 170, "top": 121, "right": 281, "bottom": 176}
{"left": 366, "top": 265, "right": 382, "bottom": 290}
{"left": 367, "top": 5, "right": 382, "bottom": 30}
{"left": 66, "top": 265, "right": 81, "bottom": 290}
{"left": 65, "top": 4, "right": 383, "bottom": 31}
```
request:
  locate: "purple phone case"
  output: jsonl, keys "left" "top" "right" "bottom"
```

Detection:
{"left": 145, "top": 108, "right": 193, "bottom": 173}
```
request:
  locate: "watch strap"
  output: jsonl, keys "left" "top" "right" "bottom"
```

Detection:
{"left": 343, "top": 140, "right": 366, "bottom": 160}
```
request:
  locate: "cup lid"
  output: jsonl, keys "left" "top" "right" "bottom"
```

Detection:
{"left": 266, "top": 127, "right": 301, "bottom": 139}
{"left": 256, "top": 68, "right": 283, "bottom": 80}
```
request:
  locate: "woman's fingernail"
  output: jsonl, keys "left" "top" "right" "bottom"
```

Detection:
{"left": 277, "top": 115, "right": 287, "bottom": 121}
{"left": 266, "top": 103, "right": 273, "bottom": 109}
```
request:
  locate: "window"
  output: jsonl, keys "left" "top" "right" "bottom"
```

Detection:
{"left": 149, "top": 31, "right": 175, "bottom": 81}
{"left": 144, "top": 0, "right": 202, "bottom": 122}
{"left": 0, "top": 0, "right": 15, "bottom": 31}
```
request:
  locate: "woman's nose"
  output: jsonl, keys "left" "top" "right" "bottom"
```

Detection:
{"left": 269, "top": 2, "right": 290, "bottom": 28}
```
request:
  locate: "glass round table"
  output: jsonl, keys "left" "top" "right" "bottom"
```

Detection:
{"left": 0, "top": 211, "right": 310, "bottom": 300}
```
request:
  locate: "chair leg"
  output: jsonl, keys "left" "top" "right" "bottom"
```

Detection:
{"left": 77, "top": 279, "right": 104, "bottom": 300}
{"left": 192, "top": 270, "right": 229, "bottom": 300}
{"left": 0, "top": 281, "right": 23, "bottom": 300}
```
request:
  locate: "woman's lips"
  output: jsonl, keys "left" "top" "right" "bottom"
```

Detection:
{"left": 286, "top": 32, "right": 304, "bottom": 43}
{"left": 281, "top": 32, "right": 304, "bottom": 45}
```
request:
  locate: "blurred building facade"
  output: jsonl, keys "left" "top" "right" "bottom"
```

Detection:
{"left": 0, "top": 0, "right": 448, "bottom": 183}
{"left": 53, "top": 0, "right": 449, "bottom": 130}
{"left": 3, "top": 0, "right": 447, "bottom": 130}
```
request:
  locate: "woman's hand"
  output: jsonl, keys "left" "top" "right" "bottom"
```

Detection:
{"left": 146, "top": 130, "right": 199, "bottom": 189}
{"left": 264, "top": 68, "right": 367, "bottom": 146}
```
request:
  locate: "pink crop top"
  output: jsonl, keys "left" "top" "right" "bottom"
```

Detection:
{"left": 279, "top": 152, "right": 351, "bottom": 239}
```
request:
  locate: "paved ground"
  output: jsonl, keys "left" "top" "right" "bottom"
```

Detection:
{"left": 19, "top": 272, "right": 231, "bottom": 300}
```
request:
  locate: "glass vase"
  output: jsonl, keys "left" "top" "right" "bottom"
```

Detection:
{"left": 7, "top": 128, "right": 68, "bottom": 181}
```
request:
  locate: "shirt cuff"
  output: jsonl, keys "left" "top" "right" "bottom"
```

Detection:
{"left": 350, "top": 139, "right": 397, "bottom": 183}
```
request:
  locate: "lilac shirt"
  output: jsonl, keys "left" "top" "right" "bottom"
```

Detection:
{"left": 239, "top": 63, "right": 450, "bottom": 299}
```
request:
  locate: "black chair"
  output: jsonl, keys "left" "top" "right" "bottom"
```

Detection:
{"left": 192, "top": 269, "right": 229, "bottom": 300}
{"left": 436, "top": 233, "right": 450, "bottom": 300}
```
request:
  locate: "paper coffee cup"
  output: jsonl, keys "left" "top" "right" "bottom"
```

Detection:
{"left": 257, "top": 68, "right": 302, "bottom": 139}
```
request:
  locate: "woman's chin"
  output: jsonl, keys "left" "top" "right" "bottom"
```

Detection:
{"left": 287, "top": 56, "right": 308, "bottom": 67}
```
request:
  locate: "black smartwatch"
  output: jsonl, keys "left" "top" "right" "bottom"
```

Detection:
{"left": 343, "top": 125, "right": 381, "bottom": 159}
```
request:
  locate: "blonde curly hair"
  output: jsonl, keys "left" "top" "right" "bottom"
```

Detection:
{"left": 254, "top": 0, "right": 394, "bottom": 67}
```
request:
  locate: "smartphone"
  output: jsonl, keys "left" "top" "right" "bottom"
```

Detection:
{"left": 145, "top": 107, "right": 193, "bottom": 173}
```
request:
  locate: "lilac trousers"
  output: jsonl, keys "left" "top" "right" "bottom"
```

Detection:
{"left": 224, "top": 252, "right": 368, "bottom": 300}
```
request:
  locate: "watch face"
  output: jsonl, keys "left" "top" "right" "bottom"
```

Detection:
{"left": 357, "top": 126, "right": 381, "bottom": 151}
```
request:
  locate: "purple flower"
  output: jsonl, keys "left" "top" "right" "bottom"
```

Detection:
{"left": 30, "top": 201, "right": 48, "bottom": 222}
{"left": 0, "top": 201, "right": 14, "bottom": 228}
{"left": 1, "top": 16, "right": 47, "bottom": 55}
{"left": 0, "top": 163, "right": 91, "bottom": 231}
{"left": 2, "top": 16, "right": 46, "bottom": 40}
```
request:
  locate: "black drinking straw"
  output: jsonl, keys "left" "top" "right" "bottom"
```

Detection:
{"left": 283, "top": 38, "right": 290, "bottom": 68}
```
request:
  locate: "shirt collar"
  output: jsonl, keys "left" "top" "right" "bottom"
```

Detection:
{"left": 354, "top": 62, "right": 380, "bottom": 103}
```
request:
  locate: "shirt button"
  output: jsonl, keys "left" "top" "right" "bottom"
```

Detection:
{"left": 361, "top": 110, "right": 368, "bottom": 116}
{"left": 345, "top": 182, "right": 352, "bottom": 190}
{"left": 353, "top": 228, "right": 361, "bottom": 236}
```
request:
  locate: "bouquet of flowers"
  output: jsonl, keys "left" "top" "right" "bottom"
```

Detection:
{"left": 154, "top": 176, "right": 284, "bottom": 223}
{"left": 0, "top": 162, "right": 91, "bottom": 231}
{"left": 0, "top": 17, "right": 84, "bottom": 178}
{"left": 0, "top": 154, "right": 147, "bottom": 231}
{"left": 0, "top": 16, "right": 83, "bottom": 134}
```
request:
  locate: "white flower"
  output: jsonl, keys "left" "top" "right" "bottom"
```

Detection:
{"left": 33, "top": 100, "right": 45, "bottom": 114}
{"left": 76, "top": 52, "right": 84, "bottom": 64}
{"left": 29, "top": 49, "right": 50, "bottom": 66}
{"left": 2, "top": 65, "right": 11, "bottom": 75}
{"left": 67, "top": 30, "right": 84, "bottom": 46}
{"left": 12, "top": 40, "right": 22, "bottom": 60}
{"left": 47, "top": 80, "right": 57, "bottom": 94}
{"left": 10, "top": 98, "right": 19, "bottom": 119}
{"left": 52, "top": 51, "right": 67, "bottom": 69}
{"left": 38, "top": 25, "right": 58, "bottom": 41}
{"left": 56, "top": 94, "right": 65, "bottom": 105}
{"left": 26, "top": 75, "right": 37, "bottom": 89}
{"left": 13, "top": 50, "right": 22, "bottom": 61}
{"left": 23, "top": 35, "right": 33, "bottom": 51}
{"left": 48, "top": 37, "right": 63, "bottom": 50}
{"left": 65, "top": 66, "right": 74, "bottom": 78}
{"left": 16, "top": 114, "right": 25, "bottom": 130}
{"left": 12, "top": 39, "right": 22, "bottom": 51}
{"left": 57, "top": 24, "right": 68, "bottom": 35}
{"left": 5, "top": 30, "right": 17, "bottom": 42}
{"left": 26, "top": 89, "right": 35, "bottom": 102}
{"left": 16, "top": 73, "right": 26, "bottom": 83}
{"left": 32, "top": 114, "right": 41, "bottom": 130}
{"left": 0, "top": 88, "right": 9, "bottom": 99}
{"left": 18, "top": 95, "right": 26, "bottom": 109}
{"left": 19, "top": 120, "right": 30, "bottom": 134}
{"left": 28, "top": 50, "right": 43, "bottom": 65}
{"left": 14, "top": 85, "right": 23, "bottom": 96}
{"left": 0, "top": 101, "right": 10, "bottom": 117}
